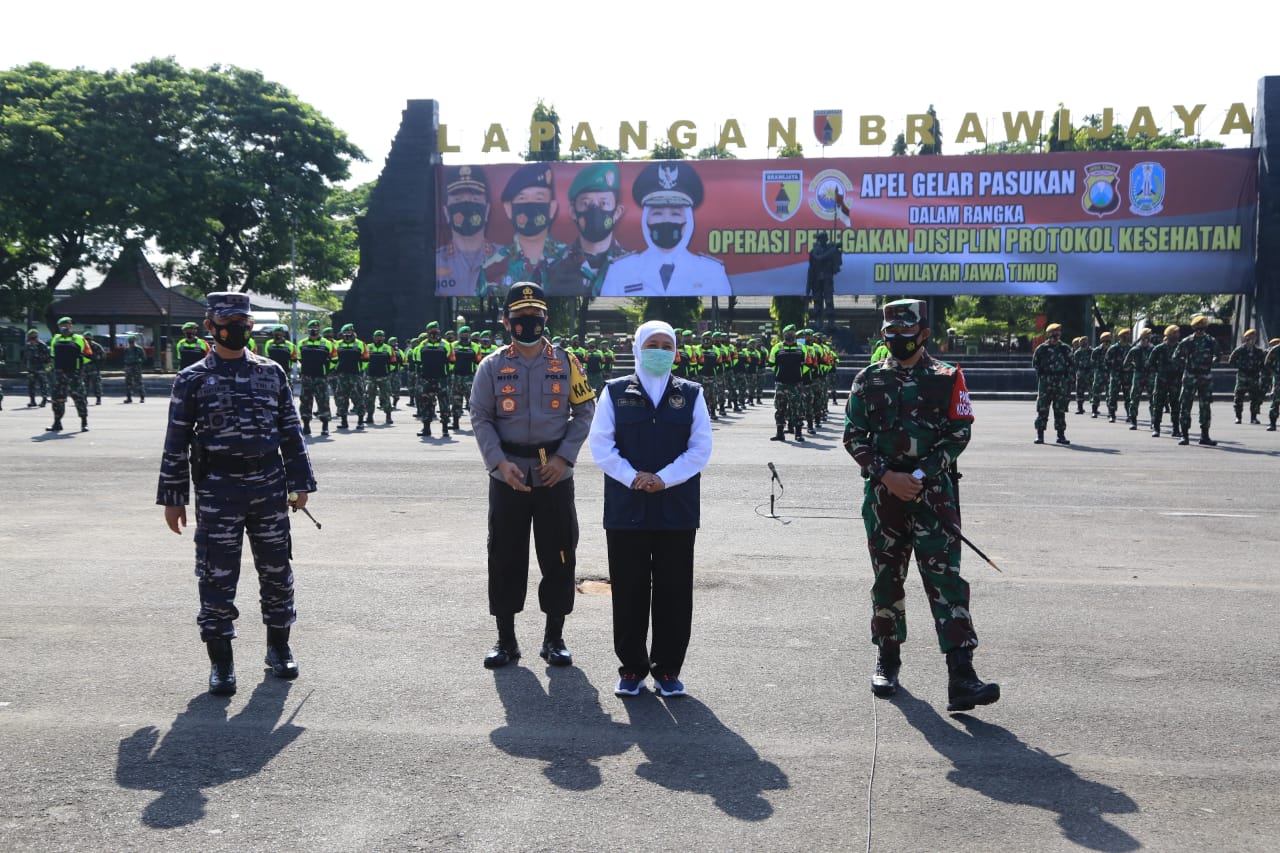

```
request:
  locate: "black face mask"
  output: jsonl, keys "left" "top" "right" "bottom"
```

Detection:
{"left": 343, "top": 333, "right": 355, "bottom": 342}
{"left": 509, "top": 315, "right": 545, "bottom": 345}
{"left": 511, "top": 202, "right": 551, "bottom": 237}
{"left": 887, "top": 333, "right": 923, "bottom": 361}
{"left": 309, "top": 330, "right": 320, "bottom": 338}
{"left": 783, "top": 334, "right": 796, "bottom": 344}
{"left": 575, "top": 205, "right": 615, "bottom": 243}
{"left": 649, "top": 221, "right": 683, "bottom": 250}
{"left": 447, "top": 201, "right": 487, "bottom": 236}
{"left": 213, "top": 321, "right": 251, "bottom": 351}
{"left": 184, "top": 331, "right": 196, "bottom": 339}
{"left": 59, "top": 326, "right": 71, "bottom": 335}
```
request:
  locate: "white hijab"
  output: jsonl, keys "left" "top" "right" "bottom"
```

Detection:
{"left": 632, "top": 320, "right": 677, "bottom": 405}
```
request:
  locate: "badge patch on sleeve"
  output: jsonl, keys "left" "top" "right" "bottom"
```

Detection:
{"left": 949, "top": 368, "right": 975, "bottom": 420}
{"left": 568, "top": 356, "right": 595, "bottom": 404}
{"left": 500, "top": 398, "right": 517, "bottom": 413}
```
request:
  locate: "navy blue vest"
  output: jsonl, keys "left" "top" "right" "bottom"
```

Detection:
{"left": 603, "top": 374, "right": 701, "bottom": 531}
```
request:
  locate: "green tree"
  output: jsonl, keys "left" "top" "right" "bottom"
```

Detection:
{"left": 643, "top": 297, "right": 703, "bottom": 329}
{"left": 695, "top": 144, "right": 736, "bottom": 159}
{"left": 917, "top": 105, "right": 942, "bottom": 156}
{"left": 776, "top": 143, "right": 804, "bottom": 158}
{"left": 648, "top": 140, "right": 686, "bottom": 160}
{"left": 770, "top": 296, "right": 806, "bottom": 338}
{"left": 570, "top": 143, "right": 624, "bottom": 161}
{"left": 523, "top": 98, "right": 561, "bottom": 162}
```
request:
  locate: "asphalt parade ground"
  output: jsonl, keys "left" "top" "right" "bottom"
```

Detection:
{"left": 2, "top": 390, "right": 1278, "bottom": 852}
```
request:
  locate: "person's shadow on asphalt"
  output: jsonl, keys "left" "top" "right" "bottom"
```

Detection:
{"left": 115, "top": 680, "right": 305, "bottom": 829}
{"left": 490, "top": 664, "right": 631, "bottom": 790}
{"left": 892, "top": 687, "right": 1139, "bottom": 851}
{"left": 621, "top": 692, "right": 790, "bottom": 821}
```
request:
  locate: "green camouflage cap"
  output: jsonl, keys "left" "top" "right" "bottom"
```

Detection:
{"left": 306, "top": 319, "right": 321, "bottom": 328}
{"left": 457, "top": 325, "right": 471, "bottom": 335}
{"left": 782, "top": 324, "right": 797, "bottom": 334}
{"left": 340, "top": 323, "right": 355, "bottom": 332}
{"left": 568, "top": 162, "right": 621, "bottom": 200}
{"left": 881, "top": 299, "right": 926, "bottom": 331}
{"left": 374, "top": 329, "right": 385, "bottom": 337}
{"left": 425, "top": 321, "right": 439, "bottom": 331}
{"left": 322, "top": 326, "right": 333, "bottom": 334}
{"left": 182, "top": 321, "right": 199, "bottom": 330}
{"left": 57, "top": 316, "right": 72, "bottom": 325}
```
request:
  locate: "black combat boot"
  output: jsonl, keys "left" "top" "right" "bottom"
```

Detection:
{"left": 1151, "top": 422, "right": 1161, "bottom": 437}
{"left": 418, "top": 421, "right": 432, "bottom": 437}
{"left": 320, "top": 420, "right": 330, "bottom": 436}
{"left": 1076, "top": 403, "right": 1084, "bottom": 414}
{"left": 301, "top": 418, "right": 311, "bottom": 436}
{"left": 770, "top": 425, "right": 786, "bottom": 441}
{"left": 1250, "top": 411, "right": 1261, "bottom": 425}
{"left": 539, "top": 615, "right": 573, "bottom": 667}
{"left": 871, "top": 641, "right": 901, "bottom": 697}
{"left": 1091, "top": 405, "right": 1099, "bottom": 418}
{"left": 807, "top": 420, "right": 816, "bottom": 435}
{"left": 1198, "top": 428, "right": 1217, "bottom": 446}
{"left": 1034, "top": 429, "right": 1044, "bottom": 444}
{"left": 794, "top": 424, "right": 804, "bottom": 442}
{"left": 339, "top": 415, "right": 349, "bottom": 430}
{"left": 95, "top": 395, "right": 101, "bottom": 406}
{"left": 1056, "top": 430, "right": 1070, "bottom": 445}
{"left": 265, "top": 626, "right": 299, "bottom": 680}
{"left": 1269, "top": 415, "right": 1277, "bottom": 431}
{"left": 1234, "top": 409, "right": 1242, "bottom": 424}
{"left": 48, "top": 417, "right": 62, "bottom": 432}
{"left": 124, "top": 396, "right": 132, "bottom": 404}
{"left": 27, "top": 394, "right": 37, "bottom": 407}
{"left": 385, "top": 413, "right": 392, "bottom": 425}
{"left": 80, "top": 416, "right": 88, "bottom": 432}
{"left": 140, "top": 394, "right": 145, "bottom": 403}
{"left": 484, "top": 615, "right": 521, "bottom": 669}
{"left": 453, "top": 414, "right": 461, "bottom": 430}
{"left": 1129, "top": 419, "right": 1138, "bottom": 430}
{"left": 945, "top": 648, "right": 999, "bottom": 712}
{"left": 355, "top": 413, "right": 364, "bottom": 431}
{"left": 41, "top": 397, "right": 48, "bottom": 407}
{"left": 1178, "top": 431, "right": 1191, "bottom": 445}
{"left": 1107, "top": 412, "right": 1116, "bottom": 423}
{"left": 441, "top": 422, "right": 450, "bottom": 438}
{"left": 206, "top": 638, "right": 237, "bottom": 696}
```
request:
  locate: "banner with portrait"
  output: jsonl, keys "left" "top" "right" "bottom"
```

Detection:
{"left": 434, "top": 149, "right": 1257, "bottom": 298}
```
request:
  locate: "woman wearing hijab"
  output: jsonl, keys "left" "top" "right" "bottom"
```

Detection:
{"left": 588, "top": 320, "right": 713, "bottom": 697}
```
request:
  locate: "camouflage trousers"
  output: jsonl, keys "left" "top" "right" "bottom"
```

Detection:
{"left": 1152, "top": 376, "right": 1182, "bottom": 429}
{"left": 587, "top": 372, "right": 606, "bottom": 398}
{"left": 333, "top": 373, "right": 365, "bottom": 417}
{"left": 451, "top": 375, "right": 475, "bottom": 419}
{"left": 1074, "top": 370, "right": 1092, "bottom": 407}
{"left": 1090, "top": 370, "right": 1108, "bottom": 410}
{"left": 749, "top": 371, "right": 763, "bottom": 402}
{"left": 27, "top": 369, "right": 49, "bottom": 402}
{"left": 861, "top": 477, "right": 975, "bottom": 652}
{"left": 1107, "top": 371, "right": 1131, "bottom": 415}
{"left": 1270, "top": 379, "right": 1280, "bottom": 421}
{"left": 124, "top": 364, "right": 145, "bottom": 400}
{"left": 365, "top": 376, "right": 394, "bottom": 416}
{"left": 1034, "top": 375, "right": 1070, "bottom": 431}
{"left": 83, "top": 364, "right": 102, "bottom": 400}
{"left": 1179, "top": 374, "right": 1214, "bottom": 433}
{"left": 1128, "top": 371, "right": 1154, "bottom": 422}
{"left": 698, "top": 377, "right": 720, "bottom": 417}
{"left": 51, "top": 369, "right": 88, "bottom": 420}
{"left": 299, "top": 375, "right": 331, "bottom": 423}
{"left": 418, "top": 378, "right": 451, "bottom": 424}
{"left": 1232, "top": 376, "right": 1264, "bottom": 418}
{"left": 193, "top": 479, "right": 295, "bottom": 640}
{"left": 774, "top": 382, "right": 805, "bottom": 430}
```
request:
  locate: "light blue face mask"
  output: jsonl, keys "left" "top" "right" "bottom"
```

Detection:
{"left": 639, "top": 348, "right": 676, "bottom": 376}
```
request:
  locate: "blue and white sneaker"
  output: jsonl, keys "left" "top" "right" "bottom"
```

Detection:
{"left": 615, "top": 672, "right": 645, "bottom": 696}
{"left": 654, "top": 675, "right": 686, "bottom": 697}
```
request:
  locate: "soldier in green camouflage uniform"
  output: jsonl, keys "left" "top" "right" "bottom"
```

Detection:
{"left": 1149, "top": 325, "right": 1183, "bottom": 438}
{"left": 122, "top": 334, "right": 147, "bottom": 403}
{"left": 449, "top": 326, "right": 481, "bottom": 430}
{"left": 82, "top": 330, "right": 106, "bottom": 405}
{"left": 1032, "top": 323, "right": 1072, "bottom": 444}
{"left": 844, "top": 298, "right": 998, "bottom": 712}
{"left": 48, "top": 317, "right": 92, "bottom": 432}
{"left": 1105, "top": 328, "right": 1132, "bottom": 422}
{"left": 1123, "top": 328, "right": 1155, "bottom": 428}
{"left": 1174, "top": 314, "right": 1220, "bottom": 445}
{"left": 1089, "top": 331, "right": 1110, "bottom": 417}
{"left": 22, "top": 329, "right": 51, "bottom": 407}
{"left": 332, "top": 323, "right": 368, "bottom": 430}
{"left": 364, "top": 330, "right": 398, "bottom": 425}
{"left": 1227, "top": 329, "right": 1265, "bottom": 424}
{"left": 1070, "top": 336, "right": 1092, "bottom": 414}
{"left": 1264, "top": 337, "right": 1280, "bottom": 430}
{"left": 297, "top": 321, "right": 335, "bottom": 436}
{"left": 768, "top": 325, "right": 809, "bottom": 441}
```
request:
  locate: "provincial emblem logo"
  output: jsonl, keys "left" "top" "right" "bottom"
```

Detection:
{"left": 1081, "top": 163, "right": 1121, "bottom": 218}
{"left": 669, "top": 394, "right": 686, "bottom": 409}
{"left": 808, "top": 169, "right": 853, "bottom": 227}
{"left": 1128, "top": 162, "right": 1166, "bottom": 216}
{"left": 762, "top": 170, "right": 803, "bottom": 223}
{"left": 813, "top": 110, "right": 843, "bottom": 145}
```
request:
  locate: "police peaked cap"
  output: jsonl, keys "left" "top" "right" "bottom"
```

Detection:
{"left": 505, "top": 281, "right": 548, "bottom": 313}
{"left": 632, "top": 161, "right": 704, "bottom": 208}
{"left": 501, "top": 164, "right": 555, "bottom": 202}
{"left": 444, "top": 164, "right": 489, "bottom": 195}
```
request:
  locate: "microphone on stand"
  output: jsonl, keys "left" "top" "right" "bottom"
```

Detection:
{"left": 767, "top": 462, "right": 782, "bottom": 487}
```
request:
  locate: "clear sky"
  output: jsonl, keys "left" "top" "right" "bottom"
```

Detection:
{"left": 5, "top": 0, "right": 1274, "bottom": 187}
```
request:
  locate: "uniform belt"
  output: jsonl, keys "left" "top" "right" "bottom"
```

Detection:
{"left": 501, "top": 439, "right": 562, "bottom": 459}
{"left": 206, "top": 452, "right": 277, "bottom": 475}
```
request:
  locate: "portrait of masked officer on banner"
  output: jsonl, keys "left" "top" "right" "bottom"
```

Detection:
{"left": 483, "top": 163, "right": 567, "bottom": 291}
{"left": 600, "top": 161, "right": 731, "bottom": 297}
{"left": 545, "top": 162, "right": 631, "bottom": 297}
{"left": 436, "top": 165, "right": 497, "bottom": 298}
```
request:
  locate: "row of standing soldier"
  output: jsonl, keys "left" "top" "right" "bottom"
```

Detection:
{"left": 1034, "top": 316, "right": 1280, "bottom": 446}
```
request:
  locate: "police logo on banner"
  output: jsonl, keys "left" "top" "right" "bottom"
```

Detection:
{"left": 1128, "top": 161, "right": 1166, "bottom": 216}
{"left": 762, "top": 170, "right": 803, "bottom": 222}
{"left": 813, "top": 110, "right": 843, "bottom": 146}
{"left": 808, "top": 169, "right": 853, "bottom": 227}
{"left": 1081, "top": 163, "right": 1121, "bottom": 218}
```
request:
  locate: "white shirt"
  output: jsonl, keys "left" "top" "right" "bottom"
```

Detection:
{"left": 588, "top": 374, "right": 713, "bottom": 488}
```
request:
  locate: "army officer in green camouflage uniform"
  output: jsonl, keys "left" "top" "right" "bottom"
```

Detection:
{"left": 843, "top": 298, "right": 999, "bottom": 712}
{"left": 1032, "top": 322, "right": 1072, "bottom": 445}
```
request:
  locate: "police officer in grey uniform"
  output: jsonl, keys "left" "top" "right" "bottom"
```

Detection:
{"left": 158, "top": 292, "right": 317, "bottom": 696}
{"left": 470, "top": 282, "right": 596, "bottom": 669}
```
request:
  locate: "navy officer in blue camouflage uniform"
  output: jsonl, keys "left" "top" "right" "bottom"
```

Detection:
{"left": 470, "top": 282, "right": 596, "bottom": 669}
{"left": 157, "top": 292, "right": 317, "bottom": 696}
